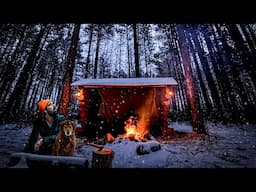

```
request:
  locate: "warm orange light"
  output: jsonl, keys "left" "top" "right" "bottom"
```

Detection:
{"left": 125, "top": 125, "right": 137, "bottom": 136}
{"left": 123, "top": 116, "right": 146, "bottom": 140}
{"left": 75, "top": 91, "right": 81, "bottom": 97}
{"left": 124, "top": 124, "right": 142, "bottom": 140}
{"left": 168, "top": 91, "right": 174, "bottom": 97}
{"left": 74, "top": 89, "right": 84, "bottom": 100}
{"left": 165, "top": 87, "right": 174, "bottom": 99}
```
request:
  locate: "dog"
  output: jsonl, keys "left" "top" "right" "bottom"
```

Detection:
{"left": 52, "top": 120, "right": 77, "bottom": 156}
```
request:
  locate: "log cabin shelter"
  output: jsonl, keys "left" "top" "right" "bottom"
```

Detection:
{"left": 71, "top": 77, "right": 178, "bottom": 140}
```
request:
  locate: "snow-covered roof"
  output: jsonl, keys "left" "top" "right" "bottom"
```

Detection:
{"left": 71, "top": 77, "right": 178, "bottom": 88}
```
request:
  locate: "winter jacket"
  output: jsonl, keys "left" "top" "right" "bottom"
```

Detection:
{"left": 24, "top": 114, "right": 65, "bottom": 155}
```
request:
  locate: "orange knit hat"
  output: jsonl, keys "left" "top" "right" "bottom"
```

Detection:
{"left": 38, "top": 99, "right": 52, "bottom": 112}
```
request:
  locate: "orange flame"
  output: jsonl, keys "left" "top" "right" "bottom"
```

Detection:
{"left": 124, "top": 124, "right": 137, "bottom": 139}
{"left": 124, "top": 124, "right": 145, "bottom": 140}
{"left": 123, "top": 117, "right": 148, "bottom": 140}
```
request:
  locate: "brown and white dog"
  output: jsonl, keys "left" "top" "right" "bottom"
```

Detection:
{"left": 52, "top": 120, "right": 77, "bottom": 156}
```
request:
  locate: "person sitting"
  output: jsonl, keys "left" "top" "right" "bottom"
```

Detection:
{"left": 24, "top": 99, "right": 65, "bottom": 155}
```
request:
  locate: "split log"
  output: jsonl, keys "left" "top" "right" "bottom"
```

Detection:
{"left": 9, "top": 152, "right": 89, "bottom": 168}
{"left": 92, "top": 148, "right": 114, "bottom": 168}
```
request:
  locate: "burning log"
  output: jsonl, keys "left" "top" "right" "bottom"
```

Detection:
{"left": 92, "top": 148, "right": 114, "bottom": 168}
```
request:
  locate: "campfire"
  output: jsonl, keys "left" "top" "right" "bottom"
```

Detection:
{"left": 123, "top": 116, "right": 140, "bottom": 140}
{"left": 122, "top": 115, "right": 150, "bottom": 141}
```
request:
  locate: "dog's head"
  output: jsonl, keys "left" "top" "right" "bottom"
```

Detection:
{"left": 59, "top": 120, "right": 76, "bottom": 137}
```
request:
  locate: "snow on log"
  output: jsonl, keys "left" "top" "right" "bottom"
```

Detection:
{"left": 136, "top": 140, "right": 161, "bottom": 155}
{"left": 9, "top": 152, "right": 89, "bottom": 168}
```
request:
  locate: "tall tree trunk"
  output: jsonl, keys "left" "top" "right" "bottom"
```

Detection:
{"left": 0, "top": 25, "right": 28, "bottom": 104}
{"left": 225, "top": 24, "right": 256, "bottom": 122}
{"left": 189, "top": 25, "right": 225, "bottom": 119}
{"left": 209, "top": 24, "right": 235, "bottom": 122}
{"left": 133, "top": 24, "right": 140, "bottom": 77}
{"left": 58, "top": 24, "right": 81, "bottom": 116}
{"left": 247, "top": 24, "right": 256, "bottom": 49}
{"left": 126, "top": 25, "right": 131, "bottom": 78}
{"left": 228, "top": 24, "right": 256, "bottom": 87}
{"left": 185, "top": 26, "right": 212, "bottom": 114}
{"left": 199, "top": 24, "right": 227, "bottom": 120}
{"left": 84, "top": 24, "right": 94, "bottom": 78}
{"left": 29, "top": 80, "right": 41, "bottom": 109}
{"left": 20, "top": 26, "right": 51, "bottom": 111}
{"left": 44, "top": 58, "right": 58, "bottom": 100}
{"left": 176, "top": 24, "right": 206, "bottom": 134}
{"left": 93, "top": 30, "right": 101, "bottom": 79}
{"left": 170, "top": 24, "right": 190, "bottom": 118}
{"left": 0, "top": 34, "right": 17, "bottom": 67}
{"left": 0, "top": 25, "right": 47, "bottom": 122}
{"left": 119, "top": 32, "right": 122, "bottom": 77}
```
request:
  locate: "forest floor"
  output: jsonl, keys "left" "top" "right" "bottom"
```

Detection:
{"left": 0, "top": 121, "right": 256, "bottom": 168}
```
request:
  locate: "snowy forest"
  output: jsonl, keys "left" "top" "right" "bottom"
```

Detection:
{"left": 0, "top": 24, "right": 256, "bottom": 168}
{"left": 1, "top": 23, "right": 256, "bottom": 124}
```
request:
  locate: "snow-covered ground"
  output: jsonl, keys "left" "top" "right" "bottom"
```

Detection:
{"left": 0, "top": 121, "right": 256, "bottom": 168}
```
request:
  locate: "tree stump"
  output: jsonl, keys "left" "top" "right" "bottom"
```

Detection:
{"left": 91, "top": 148, "right": 114, "bottom": 168}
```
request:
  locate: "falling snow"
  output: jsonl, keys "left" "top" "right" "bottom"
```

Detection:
{"left": 1, "top": 121, "right": 256, "bottom": 168}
